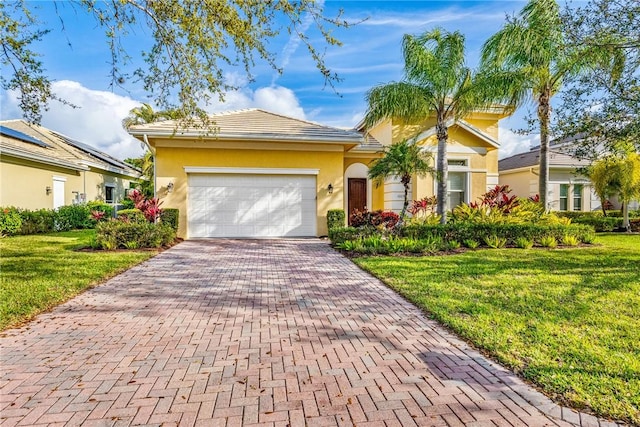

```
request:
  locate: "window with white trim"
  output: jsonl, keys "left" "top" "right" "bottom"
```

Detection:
{"left": 447, "top": 172, "right": 466, "bottom": 209}
{"left": 573, "top": 184, "right": 583, "bottom": 211}
{"left": 559, "top": 184, "right": 569, "bottom": 211}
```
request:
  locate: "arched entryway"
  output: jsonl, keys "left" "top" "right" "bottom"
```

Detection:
{"left": 344, "top": 163, "right": 372, "bottom": 224}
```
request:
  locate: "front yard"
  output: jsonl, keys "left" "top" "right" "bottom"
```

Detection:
{"left": 0, "top": 230, "right": 157, "bottom": 330}
{"left": 355, "top": 234, "right": 640, "bottom": 425}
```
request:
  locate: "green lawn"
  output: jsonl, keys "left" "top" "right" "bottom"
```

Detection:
{"left": 354, "top": 234, "right": 640, "bottom": 425}
{"left": 0, "top": 230, "right": 157, "bottom": 331}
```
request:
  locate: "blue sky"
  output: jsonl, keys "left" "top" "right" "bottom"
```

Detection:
{"left": 1, "top": 0, "right": 546, "bottom": 160}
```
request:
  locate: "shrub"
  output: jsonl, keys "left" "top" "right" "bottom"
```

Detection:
{"left": 484, "top": 235, "right": 507, "bottom": 248}
{"left": 463, "top": 239, "right": 479, "bottom": 249}
{"left": 515, "top": 237, "right": 534, "bottom": 249}
{"left": 326, "top": 209, "right": 345, "bottom": 231}
{"left": 571, "top": 215, "right": 622, "bottom": 231}
{"left": 0, "top": 207, "right": 22, "bottom": 236}
{"left": 95, "top": 220, "right": 175, "bottom": 250}
{"left": 349, "top": 209, "right": 400, "bottom": 230}
{"left": 86, "top": 201, "right": 114, "bottom": 218}
{"left": 562, "top": 234, "right": 580, "bottom": 246}
{"left": 128, "top": 189, "right": 162, "bottom": 222}
{"left": 18, "top": 209, "right": 56, "bottom": 234}
{"left": 160, "top": 209, "right": 179, "bottom": 231}
{"left": 56, "top": 204, "right": 91, "bottom": 231}
{"left": 117, "top": 209, "right": 147, "bottom": 223}
{"left": 539, "top": 235, "right": 558, "bottom": 248}
{"left": 443, "top": 240, "right": 461, "bottom": 250}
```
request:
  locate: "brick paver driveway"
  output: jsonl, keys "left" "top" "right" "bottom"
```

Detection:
{"left": 1, "top": 240, "right": 620, "bottom": 427}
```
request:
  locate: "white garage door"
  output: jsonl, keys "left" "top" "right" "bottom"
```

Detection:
{"left": 188, "top": 174, "right": 317, "bottom": 238}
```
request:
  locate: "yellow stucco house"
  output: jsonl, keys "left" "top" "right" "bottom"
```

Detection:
{"left": 0, "top": 120, "right": 141, "bottom": 210}
{"left": 128, "top": 109, "right": 506, "bottom": 239}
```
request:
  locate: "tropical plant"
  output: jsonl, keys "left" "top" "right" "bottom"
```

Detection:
{"left": 127, "top": 189, "right": 163, "bottom": 223}
{"left": 484, "top": 235, "right": 507, "bottom": 249}
{"left": 367, "top": 140, "right": 434, "bottom": 218}
{"left": 515, "top": 237, "right": 534, "bottom": 249}
{"left": 481, "top": 0, "right": 624, "bottom": 210}
{"left": 463, "top": 239, "right": 480, "bottom": 249}
{"left": 539, "top": 235, "right": 558, "bottom": 248}
{"left": 363, "top": 28, "right": 512, "bottom": 222}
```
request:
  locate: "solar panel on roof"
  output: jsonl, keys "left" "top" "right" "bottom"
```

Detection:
{"left": 52, "top": 132, "right": 135, "bottom": 171}
{"left": 0, "top": 125, "right": 52, "bottom": 148}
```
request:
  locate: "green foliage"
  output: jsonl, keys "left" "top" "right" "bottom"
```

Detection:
{"left": 483, "top": 235, "right": 507, "bottom": 249}
{"left": 18, "top": 208, "right": 56, "bottom": 234}
{"left": 326, "top": 209, "right": 346, "bottom": 231}
{"left": 86, "top": 201, "right": 114, "bottom": 218}
{"left": 539, "top": 235, "right": 558, "bottom": 248}
{"left": 55, "top": 204, "right": 91, "bottom": 231}
{"left": 95, "top": 221, "right": 175, "bottom": 250}
{"left": 562, "top": 234, "right": 580, "bottom": 246}
{"left": 0, "top": 207, "right": 22, "bottom": 236}
{"left": 367, "top": 140, "right": 434, "bottom": 217}
{"left": 463, "top": 239, "right": 479, "bottom": 249}
{"left": 2, "top": 1, "right": 351, "bottom": 125}
{"left": 515, "top": 237, "right": 534, "bottom": 249}
{"left": 443, "top": 240, "right": 461, "bottom": 250}
{"left": 116, "top": 209, "right": 147, "bottom": 224}
{"left": 363, "top": 28, "right": 512, "bottom": 220}
{"left": 336, "top": 235, "right": 443, "bottom": 255}
{"left": 160, "top": 208, "right": 179, "bottom": 231}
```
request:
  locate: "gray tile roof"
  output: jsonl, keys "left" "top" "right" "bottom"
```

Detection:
{"left": 499, "top": 146, "right": 591, "bottom": 171}
{"left": 129, "top": 109, "right": 382, "bottom": 149}
{"left": 0, "top": 120, "right": 141, "bottom": 177}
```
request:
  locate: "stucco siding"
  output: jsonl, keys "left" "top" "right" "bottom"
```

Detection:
{"left": 499, "top": 170, "right": 533, "bottom": 198}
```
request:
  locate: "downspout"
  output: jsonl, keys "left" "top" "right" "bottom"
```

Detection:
{"left": 142, "top": 133, "right": 156, "bottom": 198}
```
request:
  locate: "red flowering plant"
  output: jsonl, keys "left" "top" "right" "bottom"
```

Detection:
{"left": 127, "top": 189, "right": 163, "bottom": 222}
{"left": 407, "top": 196, "right": 440, "bottom": 224}
{"left": 349, "top": 209, "right": 399, "bottom": 230}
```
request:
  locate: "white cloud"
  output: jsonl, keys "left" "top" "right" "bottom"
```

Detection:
{"left": 205, "top": 85, "right": 306, "bottom": 120}
{"left": 499, "top": 126, "right": 537, "bottom": 159}
{"left": 2, "top": 80, "right": 145, "bottom": 160}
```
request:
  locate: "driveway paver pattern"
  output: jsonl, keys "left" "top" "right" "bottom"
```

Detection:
{"left": 0, "top": 240, "right": 622, "bottom": 427}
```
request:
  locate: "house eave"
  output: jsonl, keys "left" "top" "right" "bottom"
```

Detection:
{"left": 0, "top": 146, "right": 89, "bottom": 172}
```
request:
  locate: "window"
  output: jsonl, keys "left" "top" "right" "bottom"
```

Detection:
{"left": 559, "top": 184, "right": 569, "bottom": 211}
{"left": 448, "top": 159, "right": 467, "bottom": 167}
{"left": 573, "top": 184, "right": 583, "bottom": 211}
{"left": 447, "top": 172, "right": 466, "bottom": 209}
{"left": 105, "top": 185, "right": 115, "bottom": 203}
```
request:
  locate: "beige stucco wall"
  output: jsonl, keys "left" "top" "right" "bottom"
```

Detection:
{"left": 155, "top": 145, "right": 346, "bottom": 238}
{"left": 499, "top": 169, "right": 534, "bottom": 199}
{"left": 1, "top": 157, "right": 136, "bottom": 210}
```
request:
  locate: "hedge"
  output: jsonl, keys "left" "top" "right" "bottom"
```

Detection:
{"left": 116, "top": 208, "right": 147, "bottom": 223}
{"left": 94, "top": 221, "right": 176, "bottom": 250}
{"left": 0, "top": 208, "right": 22, "bottom": 236}
{"left": 326, "top": 209, "right": 345, "bottom": 232}
{"left": 160, "top": 209, "right": 179, "bottom": 231}
{"left": 329, "top": 222, "right": 596, "bottom": 247}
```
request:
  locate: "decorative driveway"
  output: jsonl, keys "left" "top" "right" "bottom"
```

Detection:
{"left": 0, "top": 240, "right": 621, "bottom": 427}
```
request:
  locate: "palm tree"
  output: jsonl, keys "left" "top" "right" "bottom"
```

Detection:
{"left": 481, "top": 0, "right": 623, "bottom": 210}
{"left": 363, "top": 28, "right": 511, "bottom": 223}
{"left": 368, "top": 140, "right": 434, "bottom": 219}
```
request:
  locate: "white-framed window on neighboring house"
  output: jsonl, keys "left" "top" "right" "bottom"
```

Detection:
{"left": 573, "top": 184, "right": 583, "bottom": 211}
{"left": 447, "top": 159, "right": 469, "bottom": 210}
{"left": 559, "top": 184, "right": 569, "bottom": 211}
{"left": 105, "top": 184, "right": 115, "bottom": 203}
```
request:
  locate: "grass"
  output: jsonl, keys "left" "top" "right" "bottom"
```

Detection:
{"left": 354, "top": 234, "right": 640, "bottom": 425}
{"left": 0, "top": 229, "right": 157, "bottom": 331}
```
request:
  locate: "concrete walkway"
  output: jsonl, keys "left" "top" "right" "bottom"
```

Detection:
{"left": 0, "top": 240, "right": 623, "bottom": 427}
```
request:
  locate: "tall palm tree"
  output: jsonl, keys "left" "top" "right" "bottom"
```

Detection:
{"left": 368, "top": 140, "right": 434, "bottom": 218}
{"left": 363, "top": 28, "right": 511, "bottom": 223}
{"left": 481, "top": 0, "right": 624, "bottom": 210}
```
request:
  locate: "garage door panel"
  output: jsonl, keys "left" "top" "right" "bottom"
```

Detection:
{"left": 188, "top": 173, "right": 316, "bottom": 238}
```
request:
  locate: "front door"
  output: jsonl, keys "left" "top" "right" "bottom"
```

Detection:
{"left": 348, "top": 178, "right": 367, "bottom": 224}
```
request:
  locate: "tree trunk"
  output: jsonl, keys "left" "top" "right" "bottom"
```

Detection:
{"left": 622, "top": 201, "right": 630, "bottom": 232}
{"left": 436, "top": 116, "right": 448, "bottom": 224}
{"left": 538, "top": 89, "right": 551, "bottom": 212}
{"left": 401, "top": 178, "right": 410, "bottom": 219}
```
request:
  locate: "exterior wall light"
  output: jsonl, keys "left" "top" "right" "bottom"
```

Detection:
{"left": 327, "top": 183, "right": 333, "bottom": 194}
{"left": 167, "top": 182, "right": 174, "bottom": 193}
{"left": 46, "top": 186, "right": 52, "bottom": 195}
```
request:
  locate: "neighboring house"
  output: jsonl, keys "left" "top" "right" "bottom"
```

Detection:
{"left": 128, "top": 108, "right": 506, "bottom": 239}
{"left": 0, "top": 120, "right": 141, "bottom": 210}
{"left": 499, "top": 144, "right": 598, "bottom": 211}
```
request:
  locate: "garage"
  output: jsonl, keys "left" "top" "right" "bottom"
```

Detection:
{"left": 187, "top": 172, "right": 317, "bottom": 238}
